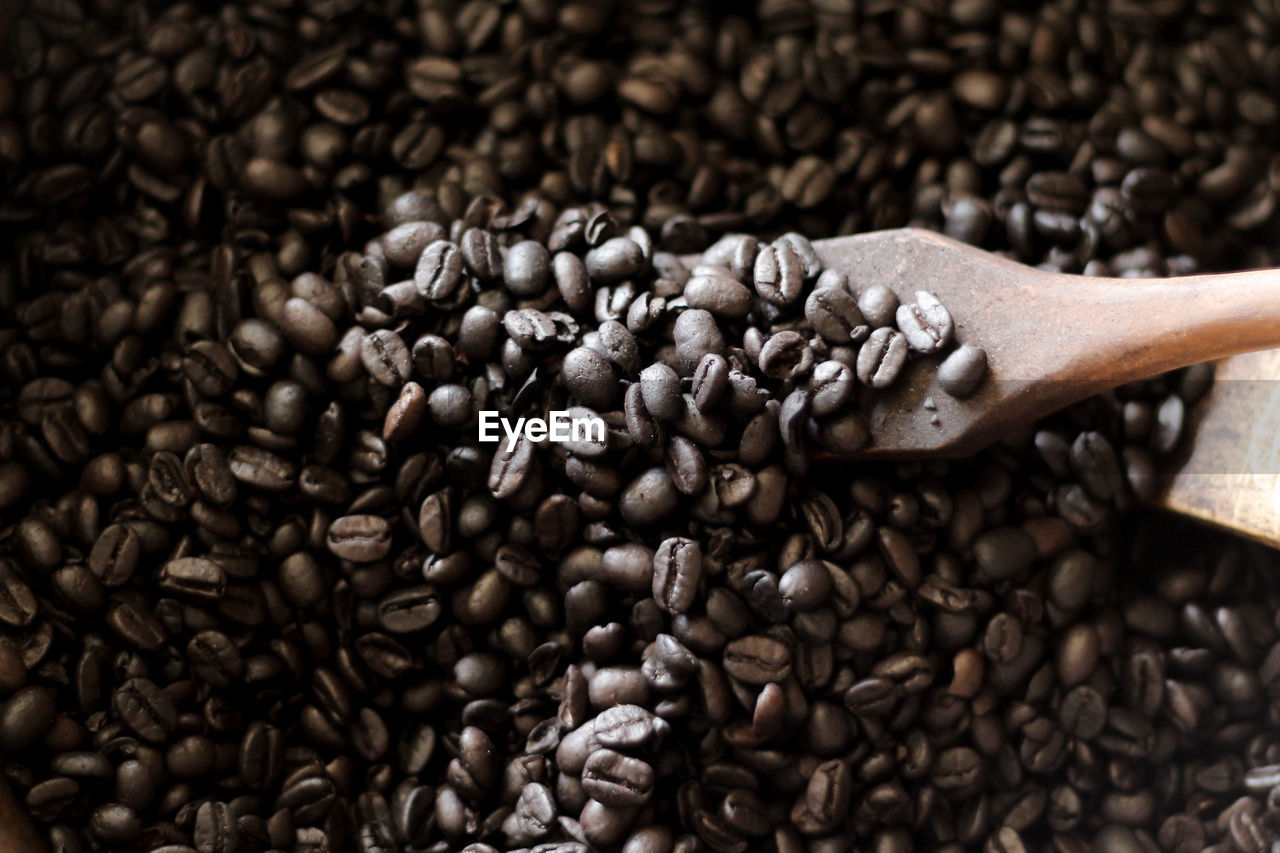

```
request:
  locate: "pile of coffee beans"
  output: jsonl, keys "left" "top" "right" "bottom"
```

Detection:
{"left": 4, "top": 1, "right": 1280, "bottom": 852}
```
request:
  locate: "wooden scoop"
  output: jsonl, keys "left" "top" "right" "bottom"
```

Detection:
{"left": 695, "top": 227, "right": 1280, "bottom": 545}
{"left": 768, "top": 228, "right": 1279, "bottom": 458}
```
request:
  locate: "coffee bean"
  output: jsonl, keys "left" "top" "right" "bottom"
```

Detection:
{"left": 804, "top": 759, "right": 853, "bottom": 828}
{"left": 229, "top": 445, "right": 297, "bottom": 492}
{"left": 186, "top": 631, "right": 244, "bottom": 688}
{"left": 582, "top": 749, "right": 655, "bottom": 807}
{"left": 685, "top": 272, "right": 752, "bottom": 318}
{"left": 639, "top": 363, "right": 683, "bottom": 422}
{"left": 857, "top": 327, "right": 908, "bottom": 388}
{"left": 0, "top": 685, "right": 55, "bottom": 750}
{"left": 194, "top": 800, "right": 239, "bottom": 853}
{"left": 360, "top": 329, "right": 412, "bottom": 386}
{"left": 759, "top": 331, "right": 813, "bottom": 381}
{"left": 858, "top": 285, "right": 900, "bottom": 328}
{"left": 691, "top": 354, "right": 730, "bottom": 413}
{"left": 0, "top": 559, "right": 38, "bottom": 628}
{"left": 896, "top": 291, "right": 954, "bottom": 353}
{"left": 89, "top": 803, "right": 143, "bottom": 846}
{"left": 112, "top": 678, "right": 177, "bottom": 743}
{"left": 280, "top": 297, "right": 339, "bottom": 356}
{"left": 563, "top": 346, "right": 618, "bottom": 410}
{"left": 672, "top": 309, "right": 725, "bottom": 373}
{"left": 183, "top": 340, "right": 239, "bottom": 397}
{"left": 158, "top": 557, "right": 226, "bottom": 601}
{"left": 938, "top": 345, "right": 988, "bottom": 398}
{"left": 753, "top": 242, "right": 805, "bottom": 305}
{"left": 809, "top": 360, "right": 855, "bottom": 416}
{"left": 779, "top": 560, "right": 834, "bottom": 611}
{"left": 327, "top": 515, "right": 392, "bottom": 562}
{"left": 723, "top": 635, "right": 791, "bottom": 684}
{"left": 806, "top": 286, "right": 867, "bottom": 344}
{"left": 378, "top": 586, "right": 442, "bottom": 633}
{"left": 415, "top": 240, "right": 464, "bottom": 301}
{"left": 652, "top": 537, "right": 701, "bottom": 614}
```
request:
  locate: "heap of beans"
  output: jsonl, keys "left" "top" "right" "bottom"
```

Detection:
{"left": 2, "top": 1, "right": 1280, "bottom": 853}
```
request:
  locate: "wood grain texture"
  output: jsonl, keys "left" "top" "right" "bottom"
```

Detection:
{"left": 1159, "top": 350, "right": 1280, "bottom": 548}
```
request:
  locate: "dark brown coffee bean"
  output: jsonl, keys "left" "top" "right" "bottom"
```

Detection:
{"left": 187, "top": 631, "right": 243, "bottom": 688}
{"left": 896, "top": 291, "right": 954, "bottom": 353}
{"left": 684, "top": 272, "right": 752, "bottom": 318}
{"left": 858, "top": 285, "right": 900, "bottom": 328}
{"left": 107, "top": 601, "right": 168, "bottom": 652}
{"left": 194, "top": 800, "right": 239, "bottom": 853}
{"left": 582, "top": 749, "right": 655, "bottom": 807}
{"left": 229, "top": 445, "right": 297, "bottom": 492}
{"left": 723, "top": 635, "right": 791, "bottom": 685}
{"left": 360, "top": 330, "right": 412, "bottom": 387}
{"left": 415, "top": 240, "right": 464, "bottom": 301}
{"left": 806, "top": 286, "right": 867, "bottom": 344}
{"left": 673, "top": 309, "right": 725, "bottom": 373}
{"left": 759, "top": 331, "right": 813, "bottom": 381}
{"left": 585, "top": 237, "right": 645, "bottom": 283}
{"left": 327, "top": 515, "right": 392, "bottom": 562}
{"left": 158, "top": 557, "right": 226, "bottom": 601}
{"left": 0, "top": 559, "right": 38, "bottom": 628}
{"left": 652, "top": 537, "right": 701, "bottom": 614}
{"left": 938, "top": 345, "right": 988, "bottom": 398}
{"left": 857, "top": 327, "right": 908, "bottom": 388}
{"left": 148, "top": 451, "right": 192, "bottom": 506}
{"left": 0, "top": 685, "right": 55, "bottom": 750}
{"left": 183, "top": 340, "right": 239, "bottom": 397}
{"left": 461, "top": 228, "right": 503, "bottom": 281}
{"left": 112, "top": 677, "right": 177, "bottom": 743}
{"left": 753, "top": 242, "right": 805, "bottom": 305}
{"left": 378, "top": 586, "right": 442, "bottom": 633}
{"left": 804, "top": 759, "right": 853, "bottom": 828}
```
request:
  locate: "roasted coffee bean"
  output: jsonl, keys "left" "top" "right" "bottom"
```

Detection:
{"left": 327, "top": 515, "right": 392, "bottom": 562}
{"left": 896, "top": 291, "right": 954, "bottom": 353}
{"left": 378, "top": 586, "right": 442, "bottom": 633}
{"left": 563, "top": 346, "right": 618, "bottom": 410}
{"left": 582, "top": 749, "right": 655, "bottom": 807}
{"left": 639, "top": 363, "right": 682, "bottom": 422}
{"left": 586, "top": 237, "right": 645, "bottom": 283}
{"left": 685, "top": 272, "right": 752, "bottom": 318}
{"left": 0, "top": 559, "right": 38, "bottom": 627}
{"left": 754, "top": 242, "right": 805, "bottom": 305}
{"left": 229, "top": 445, "right": 297, "bottom": 492}
{"left": 857, "top": 327, "right": 908, "bottom": 388}
{"left": 692, "top": 354, "right": 730, "bottom": 413}
{"left": 809, "top": 360, "right": 855, "bottom": 416}
{"left": 652, "top": 537, "right": 701, "bottom": 614}
{"left": 194, "top": 800, "right": 238, "bottom": 853}
{"left": 806, "top": 286, "right": 867, "bottom": 344}
{"left": 0, "top": 685, "right": 55, "bottom": 750}
{"left": 938, "top": 345, "right": 989, "bottom": 398}
{"left": 158, "top": 557, "right": 226, "bottom": 601}
{"left": 415, "top": 240, "right": 464, "bottom": 301}
{"left": 112, "top": 678, "right": 177, "bottom": 743}
{"left": 804, "top": 759, "right": 853, "bottom": 828}
{"left": 723, "top": 635, "right": 791, "bottom": 685}
{"left": 759, "top": 331, "right": 813, "bottom": 380}
{"left": 186, "top": 631, "right": 243, "bottom": 688}
{"left": 360, "top": 329, "right": 412, "bottom": 386}
{"left": 673, "top": 309, "right": 725, "bottom": 373}
{"left": 858, "top": 285, "right": 900, "bottom": 328}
